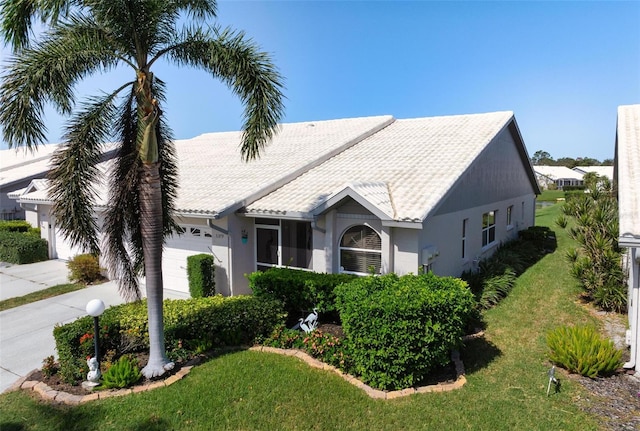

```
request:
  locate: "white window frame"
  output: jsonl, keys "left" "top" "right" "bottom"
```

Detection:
{"left": 339, "top": 224, "right": 382, "bottom": 276}
{"left": 482, "top": 210, "right": 497, "bottom": 248}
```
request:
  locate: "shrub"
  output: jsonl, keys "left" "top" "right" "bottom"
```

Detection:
{"left": 53, "top": 295, "right": 285, "bottom": 384}
{"left": 41, "top": 355, "right": 58, "bottom": 378}
{"left": 335, "top": 273, "right": 474, "bottom": 390}
{"left": 248, "top": 267, "right": 356, "bottom": 324}
{"left": 187, "top": 253, "right": 215, "bottom": 297}
{"left": 67, "top": 254, "right": 103, "bottom": 284}
{"left": 0, "top": 230, "right": 48, "bottom": 264}
{"left": 546, "top": 325, "right": 623, "bottom": 378}
{"left": 100, "top": 354, "right": 142, "bottom": 389}
{"left": 0, "top": 220, "right": 31, "bottom": 232}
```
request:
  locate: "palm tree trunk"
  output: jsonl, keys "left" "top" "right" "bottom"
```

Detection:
{"left": 139, "top": 161, "right": 174, "bottom": 378}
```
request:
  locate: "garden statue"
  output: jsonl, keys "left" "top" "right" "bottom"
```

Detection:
{"left": 86, "top": 357, "right": 101, "bottom": 384}
{"left": 296, "top": 307, "right": 319, "bottom": 333}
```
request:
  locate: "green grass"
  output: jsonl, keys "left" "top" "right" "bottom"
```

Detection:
{"left": 0, "top": 204, "right": 603, "bottom": 430}
{"left": 0, "top": 283, "right": 86, "bottom": 312}
{"left": 538, "top": 190, "right": 566, "bottom": 201}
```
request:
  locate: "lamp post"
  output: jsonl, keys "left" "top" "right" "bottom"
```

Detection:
{"left": 86, "top": 299, "right": 105, "bottom": 382}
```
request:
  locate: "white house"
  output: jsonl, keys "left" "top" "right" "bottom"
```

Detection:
{"left": 533, "top": 165, "right": 584, "bottom": 190}
{"left": 12, "top": 111, "right": 540, "bottom": 296}
{"left": 615, "top": 104, "right": 640, "bottom": 376}
{"left": 0, "top": 144, "right": 61, "bottom": 220}
{"left": 572, "top": 165, "right": 614, "bottom": 181}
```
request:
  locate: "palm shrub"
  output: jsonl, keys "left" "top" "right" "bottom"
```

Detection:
{"left": 335, "top": 273, "right": 474, "bottom": 390}
{"left": 101, "top": 354, "right": 142, "bottom": 389}
{"left": 558, "top": 179, "right": 626, "bottom": 312}
{"left": 546, "top": 325, "right": 623, "bottom": 378}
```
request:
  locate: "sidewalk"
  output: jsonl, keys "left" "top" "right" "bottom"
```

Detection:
{"left": 0, "top": 260, "right": 188, "bottom": 393}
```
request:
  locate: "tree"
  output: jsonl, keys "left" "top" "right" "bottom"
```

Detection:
{"left": 0, "top": 0, "right": 284, "bottom": 377}
{"left": 531, "top": 150, "right": 554, "bottom": 165}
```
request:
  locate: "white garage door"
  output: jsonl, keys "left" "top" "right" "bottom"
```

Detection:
{"left": 53, "top": 227, "right": 87, "bottom": 260}
{"left": 163, "top": 226, "right": 212, "bottom": 295}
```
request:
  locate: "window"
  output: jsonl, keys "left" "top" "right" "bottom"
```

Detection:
{"left": 506, "top": 206, "right": 513, "bottom": 228}
{"left": 461, "top": 219, "right": 468, "bottom": 259}
{"left": 339, "top": 225, "right": 381, "bottom": 275}
{"left": 482, "top": 211, "right": 496, "bottom": 247}
{"left": 255, "top": 219, "right": 312, "bottom": 271}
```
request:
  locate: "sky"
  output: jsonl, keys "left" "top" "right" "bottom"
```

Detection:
{"left": 1, "top": 0, "right": 639, "bottom": 161}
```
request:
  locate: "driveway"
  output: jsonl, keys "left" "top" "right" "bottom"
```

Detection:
{"left": 0, "top": 260, "right": 188, "bottom": 393}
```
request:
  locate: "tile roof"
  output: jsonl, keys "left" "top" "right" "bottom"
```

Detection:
{"left": 572, "top": 166, "right": 614, "bottom": 179}
{"left": 172, "top": 116, "right": 394, "bottom": 217}
{"left": 616, "top": 104, "right": 640, "bottom": 246}
{"left": 533, "top": 165, "right": 583, "bottom": 180}
{"left": 0, "top": 144, "right": 59, "bottom": 187}
{"left": 247, "top": 111, "right": 516, "bottom": 222}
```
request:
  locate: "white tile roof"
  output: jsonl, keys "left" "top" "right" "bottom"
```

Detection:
{"left": 0, "top": 144, "right": 59, "bottom": 187}
{"left": 533, "top": 165, "right": 583, "bottom": 180}
{"left": 247, "top": 111, "right": 516, "bottom": 222}
{"left": 572, "top": 165, "right": 614, "bottom": 179}
{"left": 616, "top": 104, "right": 640, "bottom": 246}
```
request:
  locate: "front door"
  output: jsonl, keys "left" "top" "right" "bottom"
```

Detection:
{"left": 256, "top": 226, "right": 279, "bottom": 271}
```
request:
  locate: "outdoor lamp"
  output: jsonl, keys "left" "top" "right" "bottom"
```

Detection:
{"left": 86, "top": 299, "right": 105, "bottom": 363}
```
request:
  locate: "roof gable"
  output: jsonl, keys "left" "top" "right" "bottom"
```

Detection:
{"left": 312, "top": 181, "right": 394, "bottom": 220}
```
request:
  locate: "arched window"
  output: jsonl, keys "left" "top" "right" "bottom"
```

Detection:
{"left": 339, "top": 225, "right": 381, "bottom": 275}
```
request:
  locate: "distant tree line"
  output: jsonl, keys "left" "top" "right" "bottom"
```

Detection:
{"left": 530, "top": 150, "right": 613, "bottom": 167}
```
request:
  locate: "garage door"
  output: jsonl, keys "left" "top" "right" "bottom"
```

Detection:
{"left": 162, "top": 226, "right": 212, "bottom": 295}
{"left": 53, "top": 227, "right": 87, "bottom": 260}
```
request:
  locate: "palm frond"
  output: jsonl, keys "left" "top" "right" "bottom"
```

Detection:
{"left": 0, "top": 16, "right": 121, "bottom": 148}
{"left": 48, "top": 90, "right": 121, "bottom": 255}
{"left": 167, "top": 26, "right": 285, "bottom": 161}
{"left": 0, "top": 0, "right": 73, "bottom": 50}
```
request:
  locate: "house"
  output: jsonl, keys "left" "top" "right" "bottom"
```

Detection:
{"left": 614, "top": 104, "right": 640, "bottom": 376}
{"left": 572, "top": 165, "right": 614, "bottom": 181}
{"left": 12, "top": 111, "right": 540, "bottom": 296}
{"left": 0, "top": 144, "right": 60, "bottom": 220}
{"left": 533, "top": 165, "right": 584, "bottom": 190}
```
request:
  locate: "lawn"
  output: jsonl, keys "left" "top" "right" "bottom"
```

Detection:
{"left": 0, "top": 203, "right": 604, "bottom": 430}
{"left": 0, "top": 283, "right": 86, "bottom": 312}
{"left": 538, "top": 189, "right": 566, "bottom": 202}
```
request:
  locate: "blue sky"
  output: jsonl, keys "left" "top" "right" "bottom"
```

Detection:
{"left": 1, "top": 0, "right": 639, "bottom": 161}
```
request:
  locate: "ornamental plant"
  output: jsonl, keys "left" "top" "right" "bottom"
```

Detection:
{"left": 546, "top": 324, "right": 623, "bottom": 378}
{"left": 335, "top": 272, "right": 474, "bottom": 390}
{"left": 100, "top": 354, "right": 142, "bottom": 389}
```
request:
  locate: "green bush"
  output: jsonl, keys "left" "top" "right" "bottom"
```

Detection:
{"left": 335, "top": 273, "right": 474, "bottom": 390}
{"left": 187, "top": 253, "right": 215, "bottom": 297}
{"left": 0, "top": 220, "right": 31, "bottom": 232}
{"left": 53, "top": 295, "right": 285, "bottom": 384}
{"left": 248, "top": 267, "right": 356, "bottom": 323}
{"left": 546, "top": 325, "right": 623, "bottom": 378}
{"left": 100, "top": 355, "right": 142, "bottom": 389}
{"left": 0, "top": 230, "right": 48, "bottom": 264}
{"left": 67, "top": 254, "right": 103, "bottom": 284}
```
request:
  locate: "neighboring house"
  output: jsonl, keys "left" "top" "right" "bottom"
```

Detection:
{"left": 12, "top": 111, "right": 540, "bottom": 296}
{"left": 533, "top": 165, "right": 584, "bottom": 190}
{"left": 0, "top": 144, "right": 60, "bottom": 220}
{"left": 615, "top": 104, "right": 640, "bottom": 376}
{"left": 572, "top": 165, "right": 614, "bottom": 181}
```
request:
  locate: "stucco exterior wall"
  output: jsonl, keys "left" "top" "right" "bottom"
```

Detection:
{"left": 434, "top": 125, "right": 536, "bottom": 215}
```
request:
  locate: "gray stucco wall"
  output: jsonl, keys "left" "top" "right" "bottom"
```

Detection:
{"left": 433, "top": 126, "right": 536, "bottom": 216}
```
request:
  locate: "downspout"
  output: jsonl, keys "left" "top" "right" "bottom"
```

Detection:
{"left": 623, "top": 249, "right": 639, "bottom": 372}
{"left": 311, "top": 216, "right": 325, "bottom": 233}
{"left": 207, "top": 219, "right": 233, "bottom": 297}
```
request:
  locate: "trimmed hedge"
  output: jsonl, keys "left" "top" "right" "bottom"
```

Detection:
{"left": 53, "top": 295, "right": 285, "bottom": 384}
{"left": 0, "top": 230, "right": 48, "bottom": 264}
{"left": 248, "top": 267, "right": 356, "bottom": 324}
{"left": 0, "top": 220, "right": 31, "bottom": 232}
{"left": 67, "top": 254, "right": 103, "bottom": 284}
{"left": 187, "top": 254, "right": 215, "bottom": 297}
{"left": 335, "top": 273, "right": 474, "bottom": 390}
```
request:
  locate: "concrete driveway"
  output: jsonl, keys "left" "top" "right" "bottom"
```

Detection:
{"left": 0, "top": 260, "right": 188, "bottom": 393}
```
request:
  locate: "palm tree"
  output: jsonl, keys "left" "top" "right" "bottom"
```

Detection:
{"left": 0, "top": 0, "right": 284, "bottom": 377}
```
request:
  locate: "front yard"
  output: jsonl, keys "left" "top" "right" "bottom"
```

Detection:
{"left": 0, "top": 203, "right": 628, "bottom": 430}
